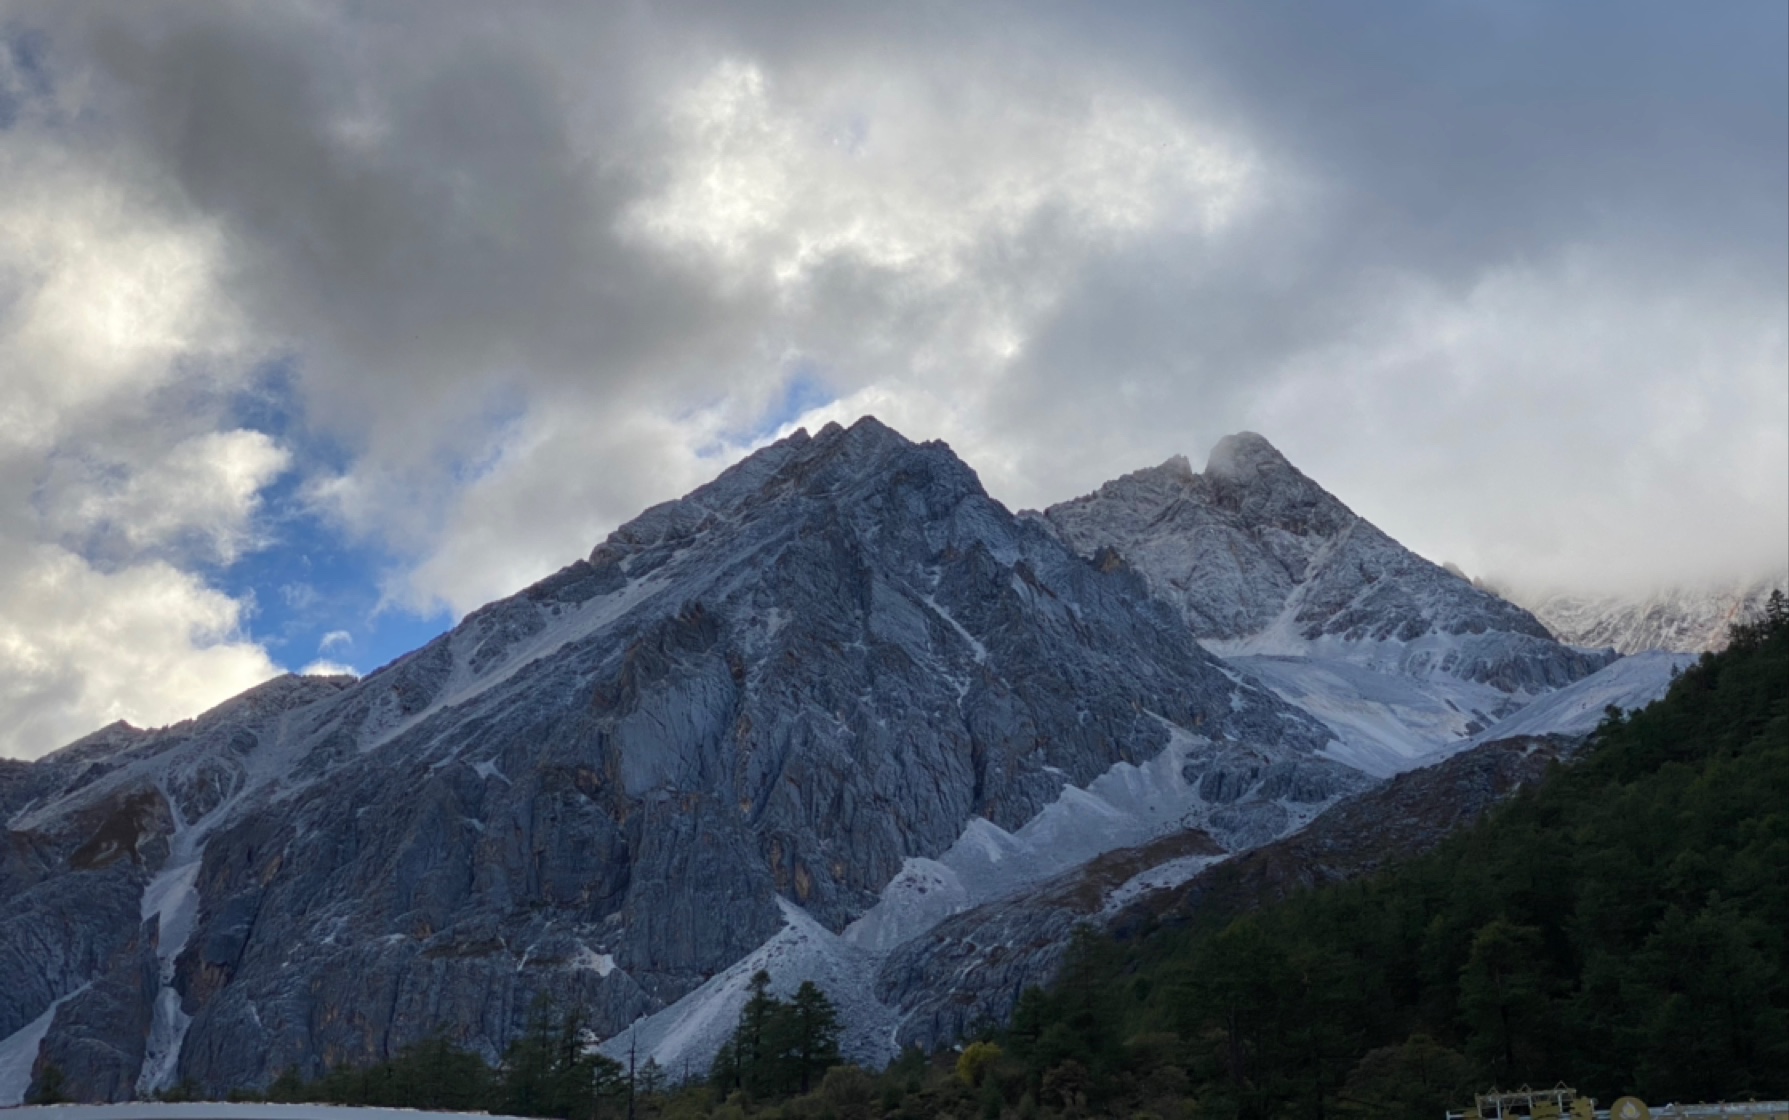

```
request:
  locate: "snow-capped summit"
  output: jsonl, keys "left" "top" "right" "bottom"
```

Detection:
{"left": 1043, "top": 434, "right": 1615, "bottom": 772}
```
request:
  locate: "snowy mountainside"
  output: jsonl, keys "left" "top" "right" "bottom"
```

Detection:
{"left": 1042, "top": 433, "right": 1615, "bottom": 769}
{"left": 3, "top": 417, "right": 1343, "bottom": 1102}
{"left": 1521, "top": 575, "right": 1787, "bottom": 654}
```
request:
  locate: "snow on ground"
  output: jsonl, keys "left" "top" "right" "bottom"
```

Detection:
{"left": 135, "top": 803, "right": 213, "bottom": 1097}
{"left": 1469, "top": 651, "right": 1693, "bottom": 744}
{"left": 3, "top": 1107, "right": 530, "bottom": 1120}
{"left": 1229, "top": 655, "right": 1519, "bottom": 777}
{"left": 597, "top": 899, "right": 899, "bottom": 1077}
{"left": 0, "top": 985, "right": 92, "bottom": 1106}
{"left": 363, "top": 574, "right": 670, "bottom": 759}
{"left": 1102, "top": 854, "right": 1226, "bottom": 916}
{"left": 844, "top": 726, "right": 1246, "bottom": 949}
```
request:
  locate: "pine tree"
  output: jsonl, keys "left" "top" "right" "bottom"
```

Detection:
{"left": 27, "top": 1064, "right": 67, "bottom": 1106}
{"left": 736, "top": 969, "right": 780, "bottom": 1097}
{"left": 786, "top": 980, "right": 842, "bottom": 1094}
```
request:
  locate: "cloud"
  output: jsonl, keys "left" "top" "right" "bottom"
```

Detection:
{"left": 0, "top": 49, "right": 284, "bottom": 757}
{"left": 298, "top": 659, "right": 357, "bottom": 679}
{"left": 0, "top": 544, "right": 280, "bottom": 758}
{"left": 0, "top": 2, "right": 1782, "bottom": 749}
{"left": 38, "top": 429, "right": 290, "bottom": 566}
{"left": 317, "top": 629, "right": 352, "bottom": 655}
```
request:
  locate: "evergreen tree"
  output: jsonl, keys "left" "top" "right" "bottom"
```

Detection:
{"left": 734, "top": 969, "right": 780, "bottom": 1097}
{"left": 785, "top": 980, "right": 842, "bottom": 1094}
{"left": 26, "top": 1064, "right": 66, "bottom": 1106}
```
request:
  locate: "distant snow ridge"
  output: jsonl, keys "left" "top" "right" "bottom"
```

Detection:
{"left": 1042, "top": 433, "right": 1616, "bottom": 772}
{"left": 1522, "top": 575, "right": 1787, "bottom": 654}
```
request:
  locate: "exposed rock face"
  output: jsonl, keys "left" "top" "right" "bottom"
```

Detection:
{"left": 1043, "top": 434, "right": 1613, "bottom": 692}
{"left": 875, "top": 733, "right": 1575, "bottom": 1047}
{"left": 1521, "top": 575, "right": 1787, "bottom": 654}
{"left": 3, "top": 418, "right": 1335, "bottom": 1100}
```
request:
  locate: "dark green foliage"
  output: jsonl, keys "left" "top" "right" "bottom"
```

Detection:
{"left": 1334, "top": 1033, "right": 1474, "bottom": 1119}
{"left": 299, "top": 1031, "right": 501, "bottom": 1112}
{"left": 26, "top": 1063, "right": 66, "bottom": 1105}
{"left": 498, "top": 1002, "right": 626, "bottom": 1119}
{"left": 785, "top": 980, "right": 843, "bottom": 1093}
{"left": 266, "top": 1003, "right": 627, "bottom": 1119}
{"left": 990, "top": 599, "right": 1789, "bottom": 1115}
{"left": 709, "top": 971, "right": 843, "bottom": 1099}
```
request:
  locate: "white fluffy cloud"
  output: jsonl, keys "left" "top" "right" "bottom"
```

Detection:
{"left": 0, "top": 545, "right": 280, "bottom": 757}
{"left": 0, "top": 119, "right": 283, "bottom": 758}
{"left": 1245, "top": 250, "right": 1788, "bottom": 592}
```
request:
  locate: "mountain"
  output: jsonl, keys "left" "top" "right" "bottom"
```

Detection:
{"left": 2, "top": 418, "right": 1360, "bottom": 1103}
{"left": 1041, "top": 434, "right": 1616, "bottom": 772}
{"left": 1521, "top": 575, "right": 1788, "bottom": 654}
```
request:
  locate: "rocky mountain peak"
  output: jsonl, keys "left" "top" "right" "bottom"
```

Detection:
{"left": 1204, "top": 430, "right": 1288, "bottom": 479}
{"left": 1157, "top": 452, "right": 1196, "bottom": 481}
{"left": 1044, "top": 434, "right": 1609, "bottom": 699}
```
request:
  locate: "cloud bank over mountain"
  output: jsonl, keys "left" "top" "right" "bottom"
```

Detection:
{"left": 0, "top": 1, "right": 1782, "bottom": 756}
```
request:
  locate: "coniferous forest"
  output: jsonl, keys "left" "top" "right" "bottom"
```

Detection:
{"left": 186, "top": 595, "right": 1787, "bottom": 1119}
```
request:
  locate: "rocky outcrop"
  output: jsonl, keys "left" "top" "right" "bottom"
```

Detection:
{"left": 1113, "top": 733, "right": 1577, "bottom": 933}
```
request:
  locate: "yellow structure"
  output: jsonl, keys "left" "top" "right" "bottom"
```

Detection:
{"left": 1446, "top": 1088, "right": 1789, "bottom": 1120}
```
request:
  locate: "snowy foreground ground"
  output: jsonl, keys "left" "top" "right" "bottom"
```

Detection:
{"left": 1, "top": 1106, "right": 525, "bottom": 1120}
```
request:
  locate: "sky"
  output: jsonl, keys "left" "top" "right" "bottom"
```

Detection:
{"left": 0, "top": 1, "right": 1783, "bottom": 759}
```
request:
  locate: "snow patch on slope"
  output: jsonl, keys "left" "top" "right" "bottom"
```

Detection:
{"left": 363, "top": 574, "right": 669, "bottom": 757}
{"left": 598, "top": 899, "right": 899, "bottom": 1076}
{"left": 1470, "top": 651, "right": 1692, "bottom": 744}
{"left": 1103, "top": 854, "right": 1226, "bottom": 916}
{"left": 846, "top": 727, "right": 1261, "bottom": 949}
{"left": 1521, "top": 576, "right": 1786, "bottom": 654}
{"left": 1229, "top": 655, "right": 1520, "bottom": 776}
{"left": 137, "top": 850, "right": 205, "bottom": 1096}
